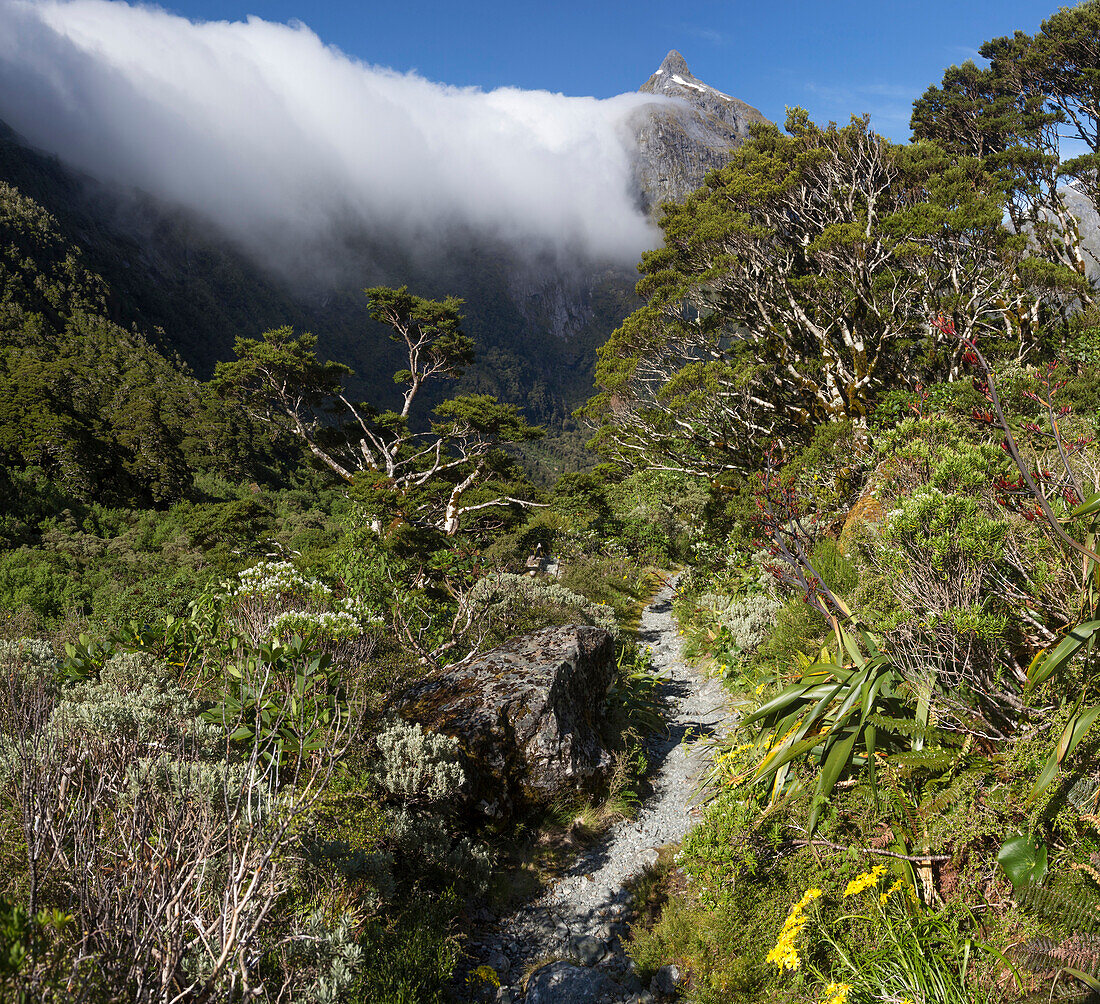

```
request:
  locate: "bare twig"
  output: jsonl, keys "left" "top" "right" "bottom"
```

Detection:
{"left": 789, "top": 838, "right": 952, "bottom": 863}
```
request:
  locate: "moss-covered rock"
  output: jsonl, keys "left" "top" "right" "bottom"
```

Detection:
{"left": 395, "top": 625, "right": 616, "bottom": 817}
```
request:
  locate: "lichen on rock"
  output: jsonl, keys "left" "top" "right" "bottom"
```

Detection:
{"left": 395, "top": 624, "right": 617, "bottom": 816}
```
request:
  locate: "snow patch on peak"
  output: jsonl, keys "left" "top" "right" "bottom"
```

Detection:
{"left": 670, "top": 74, "right": 706, "bottom": 93}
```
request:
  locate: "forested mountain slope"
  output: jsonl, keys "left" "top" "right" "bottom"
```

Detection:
{"left": 0, "top": 176, "right": 295, "bottom": 508}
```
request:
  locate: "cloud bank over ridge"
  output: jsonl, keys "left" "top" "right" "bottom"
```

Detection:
{"left": 0, "top": 0, "right": 662, "bottom": 276}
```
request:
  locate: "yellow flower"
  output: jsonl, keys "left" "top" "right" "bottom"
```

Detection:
{"left": 820, "top": 982, "right": 851, "bottom": 1004}
{"left": 755, "top": 681, "right": 766, "bottom": 695}
{"left": 797, "top": 887, "right": 823, "bottom": 908}
{"left": 843, "top": 864, "right": 886, "bottom": 897}
{"left": 466, "top": 965, "right": 500, "bottom": 989}
{"left": 766, "top": 888, "right": 822, "bottom": 972}
{"left": 879, "top": 878, "right": 905, "bottom": 904}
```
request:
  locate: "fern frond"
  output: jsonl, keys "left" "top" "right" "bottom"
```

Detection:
{"left": 865, "top": 714, "right": 958, "bottom": 744}
{"left": 924, "top": 779, "right": 972, "bottom": 816}
{"left": 1016, "top": 934, "right": 1100, "bottom": 976}
{"left": 1080, "top": 814, "right": 1100, "bottom": 834}
{"left": 1074, "top": 863, "right": 1100, "bottom": 889}
{"left": 888, "top": 749, "right": 958, "bottom": 771}
{"left": 1056, "top": 934, "right": 1100, "bottom": 975}
{"left": 1067, "top": 775, "right": 1100, "bottom": 815}
{"left": 1019, "top": 882, "right": 1100, "bottom": 932}
{"left": 1016, "top": 934, "right": 1070, "bottom": 973}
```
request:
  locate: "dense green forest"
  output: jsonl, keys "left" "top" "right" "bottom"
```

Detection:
{"left": 4, "top": 2, "right": 1100, "bottom": 1002}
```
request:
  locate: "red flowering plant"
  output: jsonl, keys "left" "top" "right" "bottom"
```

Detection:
{"left": 933, "top": 315, "right": 1097, "bottom": 543}
{"left": 732, "top": 449, "right": 931, "bottom": 833}
{"left": 749, "top": 447, "right": 852, "bottom": 625}
{"left": 933, "top": 313, "right": 1100, "bottom": 800}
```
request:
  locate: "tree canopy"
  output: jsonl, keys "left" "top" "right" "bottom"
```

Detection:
{"left": 913, "top": 1, "right": 1100, "bottom": 304}
{"left": 581, "top": 111, "right": 1041, "bottom": 477}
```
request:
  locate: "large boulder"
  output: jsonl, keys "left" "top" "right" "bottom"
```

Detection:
{"left": 524, "top": 961, "right": 630, "bottom": 1004}
{"left": 395, "top": 625, "right": 616, "bottom": 816}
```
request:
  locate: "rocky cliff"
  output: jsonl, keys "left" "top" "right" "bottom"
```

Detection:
{"left": 630, "top": 50, "right": 769, "bottom": 211}
{"left": 1065, "top": 181, "right": 1100, "bottom": 281}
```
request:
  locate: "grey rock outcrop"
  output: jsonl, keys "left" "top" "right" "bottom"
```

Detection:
{"left": 650, "top": 963, "right": 684, "bottom": 997}
{"left": 523, "top": 961, "right": 630, "bottom": 1004}
{"left": 395, "top": 625, "right": 616, "bottom": 815}
{"left": 631, "top": 50, "right": 769, "bottom": 211}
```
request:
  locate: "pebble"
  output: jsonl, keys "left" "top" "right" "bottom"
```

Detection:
{"left": 650, "top": 964, "right": 683, "bottom": 996}
{"left": 571, "top": 934, "right": 606, "bottom": 965}
{"left": 483, "top": 949, "right": 511, "bottom": 977}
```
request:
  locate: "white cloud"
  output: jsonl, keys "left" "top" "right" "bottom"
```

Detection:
{"left": 0, "top": 0, "right": 663, "bottom": 275}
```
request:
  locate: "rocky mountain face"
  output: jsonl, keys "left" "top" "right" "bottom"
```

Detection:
{"left": 1064, "top": 181, "right": 1100, "bottom": 280}
{"left": 499, "top": 52, "right": 767, "bottom": 347}
{"left": 630, "top": 50, "right": 769, "bottom": 211}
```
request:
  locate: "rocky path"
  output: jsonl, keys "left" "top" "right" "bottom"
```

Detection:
{"left": 467, "top": 577, "right": 736, "bottom": 1003}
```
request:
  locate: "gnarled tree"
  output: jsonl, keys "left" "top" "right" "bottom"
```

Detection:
{"left": 582, "top": 112, "right": 1030, "bottom": 477}
{"left": 913, "top": 3, "right": 1100, "bottom": 320}
{"left": 214, "top": 286, "right": 541, "bottom": 536}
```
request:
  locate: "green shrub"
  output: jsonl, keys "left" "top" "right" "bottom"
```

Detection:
{"left": 556, "top": 554, "right": 648, "bottom": 626}
{"left": 466, "top": 571, "right": 618, "bottom": 642}
{"left": 746, "top": 597, "right": 829, "bottom": 679}
{"left": 0, "top": 894, "right": 74, "bottom": 1004}
{"left": 352, "top": 890, "right": 460, "bottom": 1004}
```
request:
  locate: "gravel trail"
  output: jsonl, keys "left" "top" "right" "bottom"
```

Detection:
{"left": 468, "top": 577, "right": 736, "bottom": 1002}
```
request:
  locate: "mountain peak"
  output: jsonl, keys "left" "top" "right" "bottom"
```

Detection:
{"left": 639, "top": 50, "right": 719, "bottom": 100}
{"left": 657, "top": 50, "right": 691, "bottom": 77}
{"left": 631, "top": 50, "right": 771, "bottom": 210}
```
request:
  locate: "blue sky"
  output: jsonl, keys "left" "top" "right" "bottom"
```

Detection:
{"left": 156, "top": 0, "right": 1063, "bottom": 141}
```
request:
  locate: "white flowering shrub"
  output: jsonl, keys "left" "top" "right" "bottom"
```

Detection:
{"left": 697, "top": 592, "right": 782, "bottom": 655}
{"left": 51, "top": 652, "right": 218, "bottom": 751}
{"left": 218, "top": 559, "right": 383, "bottom": 664}
{"left": 467, "top": 572, "right": 618, "bottom": 639}
{"left": 0, "top": 638, "right": 57, "bottom": 679}
{"left": 371, "top": 719, "right": 490, "bottom": 894}
{"left": 234, "top": 560, "right": 332, "bottom": 602}
{"left": 375, "top": 720, "right": 465, "bottom": 804}
{"left": 268, "top": 605, "right": 377, "bottom": 643}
